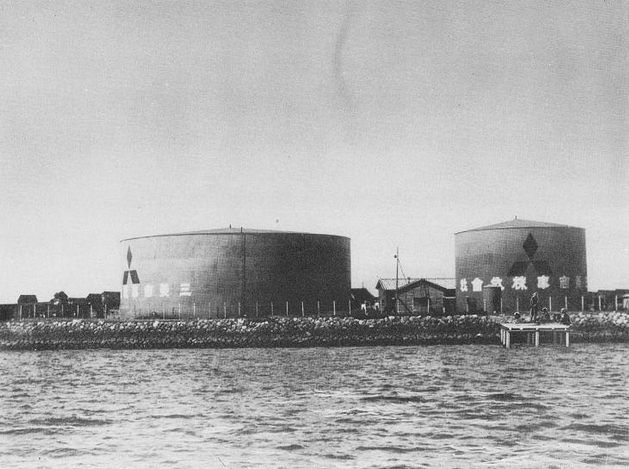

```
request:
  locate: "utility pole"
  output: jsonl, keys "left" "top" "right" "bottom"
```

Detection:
{"left": 395, "top": 247, "right": 399, "bottom": 315}
{"left": 241, "top": 227, "right": 246, "bottom": 317}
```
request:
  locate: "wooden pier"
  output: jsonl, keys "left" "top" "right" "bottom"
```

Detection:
{"left": 500, "top": 322, "right": 570, "bottom": 348}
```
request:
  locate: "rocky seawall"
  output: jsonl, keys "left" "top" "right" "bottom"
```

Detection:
{"left": 569, "top": 311, "right": 629, "bottom": 343}
{"left": 0, "top": 312, "right": 627, "bottom": 350}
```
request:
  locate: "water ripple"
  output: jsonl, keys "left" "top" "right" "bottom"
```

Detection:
{"left": 0, "top": 343, "right": 628, "bottom": 468}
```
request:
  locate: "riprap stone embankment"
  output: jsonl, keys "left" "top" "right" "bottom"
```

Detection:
{"left": 0, "top": 312, "right": 627, "bottom": 350}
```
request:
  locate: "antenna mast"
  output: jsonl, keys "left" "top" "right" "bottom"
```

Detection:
{"left": 395, "top": 247, "right": 399, "bottom": 315}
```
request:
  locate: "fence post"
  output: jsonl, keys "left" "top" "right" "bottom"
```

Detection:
{"left": 333, "top": 300, "right": 336, "bottom": 316}
{"left": 581, "top": 295, "right": 584, "bottom": 312}
{"left": 598, "top": 295, "right": 602, "bottom": 311}
{"left": 286, "top": 301, "right": 289, "bottom": 316}
{"left": 256, "top": 302, "right": 259, "bottom": 318}
{"left": 238, "top": 302, "right": 241, "bottom": 318}
{"left": 223, "top": 302, "right": 227, "bottom": 319}
{"left": 301, "top": 301, "right": 304, "bottom": 317}
{"left": 564, "top": 296, "right": 568, "bottom": 311}
{"left": 178, "top": 303, "right": 181, "bottom": 320}
{"left": 516, "top": 297, "right": 519, "bottom": 312}
{"left": 271, "top": 302, "right": 274, "bottom": 316}
{"left": 348, "top": 299, "right": 351, "bottom": 317}
{"left": 193, "top": 303, "right": 196, "bottom": 318}
{"left": 317, "top": 301, "right": 320, "bottom": 317}
{"left": 549, "top": 297, "right": 552, "bottom": 312}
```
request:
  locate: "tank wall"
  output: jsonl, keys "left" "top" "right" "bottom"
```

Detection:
{"left": 120, "top": 233, "right": 351, "bottom": 318}
{"left": 455, "top": 227, "right": 587, "bottom": 313}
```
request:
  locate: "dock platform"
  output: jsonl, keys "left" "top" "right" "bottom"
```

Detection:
{"left": 500, "top": 322, "right": 570, "bottom": 348}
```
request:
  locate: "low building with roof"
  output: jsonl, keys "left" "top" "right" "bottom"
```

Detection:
{"left": 16, "top": 295, "right": 38, "bottom": 319}
{"left": 0, "top": 304, "right": 16, "bottom": 321}
{"left": 102, "top": 291, "right": 120, "bottom": 313}
{"left": 375, "top": 278, "right": 456, "bottom": 316}
{"left": 17, "top": 295, "right": 38, "bottom": 304}
{"left": 85, "top": 292, "right": 121, "bottom": 318}
{"left": 351, "top": 287, "right": 377, "bottom": 311}
{"left": 588, "top": 289, "right": 629, "bottom": 311}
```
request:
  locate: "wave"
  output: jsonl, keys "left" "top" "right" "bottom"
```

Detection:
{"left": 561, "top": 422, "right": 629, "bottom": 437}
{"left": 560, "top": 437, "right": 624, "bottom": 449}
{"left": 276, "top": 444, "right": 306, "bottom": 451}
{"left": 27, "top": 416, "right": 113, "bottom": 427}
{"left": 355, "top": 445, "right": 427, "bottom": 453}
{"left": 360, "top": 395, "right": 425, "bottom": 404}
{"left": 322, "top": 453, "right": 355, "bottom": 460}
{"left": 0, "top": 426, "right": 58, "bottom": 436}
{"left": 486, "top": 392, "right": 522, "bottom": 401}
{"left": 148, "top": 413, "right": 203, "bottom": 420}
{"left": 38, "top": 447, "right": 83, "bottom": 458}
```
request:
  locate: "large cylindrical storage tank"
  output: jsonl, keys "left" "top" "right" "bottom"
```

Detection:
{"left": 455, "top": 219, "right": 587, "bottom": 314}
{"left": 119, "top": 228, "right": 351, "bottom": 318}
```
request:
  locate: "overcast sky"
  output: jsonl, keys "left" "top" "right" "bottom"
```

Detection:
{"left": 1, "top": 0, "right": 627, "bottom": 302}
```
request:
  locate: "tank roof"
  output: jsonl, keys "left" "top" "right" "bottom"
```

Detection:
{"left": 455, "top": 218, "right": 583, "bottom": 234}
{"left": 121, "top": 227, "right": 349, "bottom": 242}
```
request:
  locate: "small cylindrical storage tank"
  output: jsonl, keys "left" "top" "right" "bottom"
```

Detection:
{"left": 483, "top": 285, "right": 502, "bottom": 314}
{"left": 455, "top": 218, "right": 587, "bottom": 314}
{"left": 119, "top": 228, "right": 351, "bottom": 319}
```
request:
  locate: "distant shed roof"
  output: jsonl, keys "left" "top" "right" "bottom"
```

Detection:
{"left": 351, "top": 288, "right": 376, "bottom": 302}
{"left": 17, "top": 295, "right": 38, "bottom": 304}
{"left": 456, "top": 218, "right": 582, "bottom": 234}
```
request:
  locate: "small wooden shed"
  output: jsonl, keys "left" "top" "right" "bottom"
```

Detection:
{"left": 376, "top": 278, "right": 456, "bottom": 316}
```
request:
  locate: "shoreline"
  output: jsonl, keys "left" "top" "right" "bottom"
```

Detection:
{"left": 0, "top": 312, "right": 628, "bottom": 351}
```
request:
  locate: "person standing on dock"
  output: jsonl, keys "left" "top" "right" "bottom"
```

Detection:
{"left": 530, "top": 292, "right": 539, "bottom": 322}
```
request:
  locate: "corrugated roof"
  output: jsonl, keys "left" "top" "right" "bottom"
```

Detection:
{"left": 376, "top": 278, "right": 456, "bottom": 291}
{"left": 456, "top": 218, "right": 581, "bottom": 234}
{"left": 121, "top": 228, "right": 349, "bottom": 242}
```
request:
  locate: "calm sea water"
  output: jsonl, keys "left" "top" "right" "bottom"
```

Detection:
{"left": 1, "top": 344, "right": 628, "bottom": 469}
